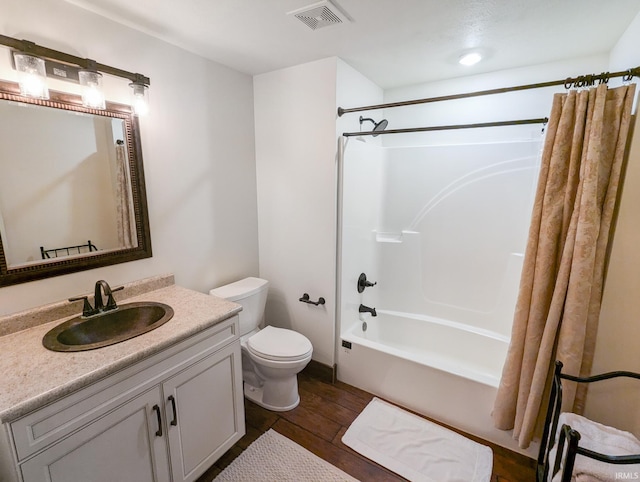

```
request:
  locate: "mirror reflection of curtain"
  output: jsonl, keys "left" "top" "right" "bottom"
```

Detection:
{"left": 0, "top": 207, "right": 8, "bottom": 262}
{"left": 115, "top": 141, "right": 135, "bottom": 248}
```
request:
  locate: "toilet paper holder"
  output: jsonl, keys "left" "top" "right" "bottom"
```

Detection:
{"left": 299, "top": 293, "right": 325, "bottom": 306}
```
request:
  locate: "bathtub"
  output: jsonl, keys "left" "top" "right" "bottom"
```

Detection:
{"left": 341, "top": 310, "right": 509, "bottom": 387}
{"left": 337, "top": 310, "right": 533, "bottom": 455}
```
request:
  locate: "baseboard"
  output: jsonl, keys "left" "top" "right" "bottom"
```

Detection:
{"left": 303, "top": 360, "right": 336, "bottom": 384}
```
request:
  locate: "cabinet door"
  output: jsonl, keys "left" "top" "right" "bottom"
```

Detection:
{"left": 163, "top": 341, "right": 244, "bottom": 482}
{"left": 20, "top": 387, "right": 171, "bottom": 482}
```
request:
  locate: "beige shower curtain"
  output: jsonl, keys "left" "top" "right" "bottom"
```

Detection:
{"left": 492, "top": 83, "right": 636, "bottom": 449}
{"left": 115, "top": 142, "right": 135, "bottom": 249}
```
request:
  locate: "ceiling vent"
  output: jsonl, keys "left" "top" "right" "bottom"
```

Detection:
{"left": 288, "top": 1, "right": 351, "bottom": 31}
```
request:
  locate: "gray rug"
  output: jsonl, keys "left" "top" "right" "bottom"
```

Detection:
{"left": 214, "top": 429, "right": 359, "bottom": 481}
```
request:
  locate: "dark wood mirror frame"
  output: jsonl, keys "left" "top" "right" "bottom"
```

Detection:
{"left": 0, "top": 80, "right": 152, "bottom": 287}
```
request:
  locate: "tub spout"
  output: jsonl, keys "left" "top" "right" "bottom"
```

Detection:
{"left": 359, "top": 304, "right": 377, "bottom": 317}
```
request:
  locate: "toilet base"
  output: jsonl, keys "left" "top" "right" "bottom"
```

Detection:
{"left": 244, "top": 381, "right": 300, "bottom": 412}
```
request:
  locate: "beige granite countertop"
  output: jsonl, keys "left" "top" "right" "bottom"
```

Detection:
{"left": 0, "top": 275, "right": 241, "bottom": 423}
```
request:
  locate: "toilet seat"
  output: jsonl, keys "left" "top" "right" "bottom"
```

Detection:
{"left": 247, "top": 325, "right": 312, "bottom": 362}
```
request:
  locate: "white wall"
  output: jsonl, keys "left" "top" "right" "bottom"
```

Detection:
{"left": 608, "top": 10, "right": 640, "bottom": 73}
{"left": 0, "top": 0, "right": 259, "bottom": 315}
{"left": 253, "top": 58, "right": 383, "bottom": 367}
{"left": 254, "top": 58, "right": 338, "bottom": 366}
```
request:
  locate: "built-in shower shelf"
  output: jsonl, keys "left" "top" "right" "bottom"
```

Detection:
{"left": 374, "top": 231, "right": 418, "bottom": 243}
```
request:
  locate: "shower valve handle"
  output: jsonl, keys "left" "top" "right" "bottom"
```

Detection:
{"left": 357, "top": 273, "right": 377, "bottom": 293}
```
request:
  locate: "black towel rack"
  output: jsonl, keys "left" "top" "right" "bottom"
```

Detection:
{"left": 299, "top": 293, "right": 325, "bottom": 306}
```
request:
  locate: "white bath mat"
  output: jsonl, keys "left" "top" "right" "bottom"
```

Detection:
{"left": 342, "top": 397, "right": 493, "bottom": 482}
{"left": 214, "top": 429, "right": 359, "bottom": 481}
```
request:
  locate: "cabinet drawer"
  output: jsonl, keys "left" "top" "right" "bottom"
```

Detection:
{"left": 11, "top": 316, "right": 237, "bottom": 461}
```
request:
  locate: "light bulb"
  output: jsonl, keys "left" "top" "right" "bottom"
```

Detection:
{"left": 14, "top": 53, "right": 49, "bottom": 99}
{"left": 133, "top": 94, "right": 149, "bottom": 116}
{"left": 129, "top": 81, "right": 149, "bottom": 116}
{"left": 79, "top": 70, "right": 106, "bottom": 109}
{"left": 459, "top": 52, "right": 482, "bottom": 66}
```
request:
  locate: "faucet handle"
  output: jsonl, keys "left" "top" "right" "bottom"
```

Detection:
{"left": 357, "top": 273, "right": 377, "bottom": 293}
{"left": 69, "top": 295, "right": 97, "bottom": 317}
{"left": 105, "top": 286, "right": 124, "bottom": 311}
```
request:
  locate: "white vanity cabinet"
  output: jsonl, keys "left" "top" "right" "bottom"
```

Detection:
{"left": 5, "top": 315, "right": 244, "bottom": 482}
{"left": 164, "top": 342, "right": 241, "bottom": 482}
{"left": 20, "top": 386, "right": 172, "bottom": 482}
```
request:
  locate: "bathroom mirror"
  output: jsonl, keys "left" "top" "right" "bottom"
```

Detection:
{"left": 0, "top": 80, "right": 151, "bottom": 286}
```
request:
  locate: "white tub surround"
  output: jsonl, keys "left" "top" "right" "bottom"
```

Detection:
{"left": 338, "top": 137, "right": 543, "bottom": 457}
{"left": 342, "top": 311, "right": 508, "bottom": 388}
{"left": 0, "top": 275, "right": 245, "bottom": 482}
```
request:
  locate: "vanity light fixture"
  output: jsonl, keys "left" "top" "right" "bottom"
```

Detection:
{"left": 79, "top": 61, "right": 106, "bottom": 109}
{"left": 13, "top": 51, "right": 49, "bottom": 100}
{"left": 0, "top": 34, "right": 150, "bottom": 114}
{"left": 459, "top": 52, "right": 482, "bottom": 66}
{"left": 129, "top": 75, "right": 149, "bottom": 116}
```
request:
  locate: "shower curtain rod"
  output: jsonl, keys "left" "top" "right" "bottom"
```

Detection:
{"left": 337, "top": 66, "right": 640, "bottom": 117}
{"left": 342, "top": 117, "right": 548, "bottom": 137}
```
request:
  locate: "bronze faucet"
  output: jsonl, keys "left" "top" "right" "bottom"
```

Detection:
{"left": 69, "top": 280, "right": 124, "bottom": 317}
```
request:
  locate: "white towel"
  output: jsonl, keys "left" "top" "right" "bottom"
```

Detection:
{"left": 342, "top": 397, "right": 492, "bottom": 482}
{"left": 549, "top": 412, "right": 640, "bottom": 482}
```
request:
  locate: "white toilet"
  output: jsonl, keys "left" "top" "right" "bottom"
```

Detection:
{"left": 210, "top": 277, "right": 313, "bottom": 411}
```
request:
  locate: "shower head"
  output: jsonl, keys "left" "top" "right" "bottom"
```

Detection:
{"left": 359, "top": 116, "right": 389, "bottom": 137}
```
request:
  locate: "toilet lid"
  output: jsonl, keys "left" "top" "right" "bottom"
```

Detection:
{"left": 247, "top": 325, "right": 313, "bottom": 361}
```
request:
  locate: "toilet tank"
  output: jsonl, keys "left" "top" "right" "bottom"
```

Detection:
{"left": 209, "top": 277, "right": 269, "bottom": 336}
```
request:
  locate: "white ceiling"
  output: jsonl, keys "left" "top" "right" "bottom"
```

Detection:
{"left": 65, "top": 0, "right": 640, "bottom": 89}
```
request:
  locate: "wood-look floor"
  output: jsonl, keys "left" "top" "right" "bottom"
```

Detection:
{"left": 197, "top": 368, "right": 536, "bottom": 481}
